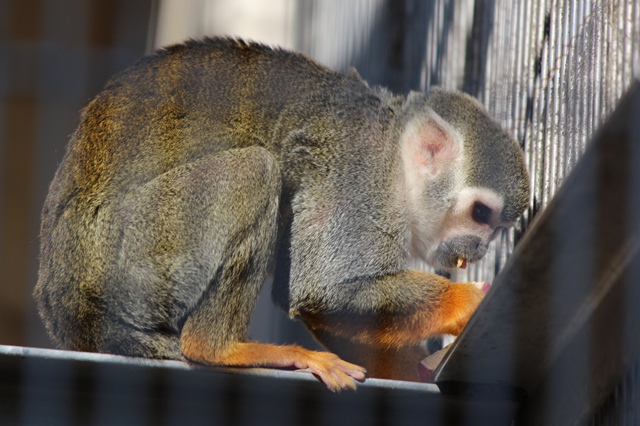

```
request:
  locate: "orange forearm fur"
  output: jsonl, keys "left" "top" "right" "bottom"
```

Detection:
{"left": 297, "top": 271, "right": 485, "bottom": 347}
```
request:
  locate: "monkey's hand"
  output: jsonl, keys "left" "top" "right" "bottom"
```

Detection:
{"left": 181, "top": 339, "right": 366, "bottom": 392}
{"left": 425, "top": 281, "right": 487, "bottom": 336}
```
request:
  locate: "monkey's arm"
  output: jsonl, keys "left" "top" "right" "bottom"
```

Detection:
{"left": 286, "top": 183, "right": 486, "bottom": 348}
{"left": 289, "top": 271, "right": 483, "bottom": 382}
{"left": 292, "top": 271, "right": 485, "bottom": 347}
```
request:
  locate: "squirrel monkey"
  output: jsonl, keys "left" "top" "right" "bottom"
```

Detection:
{"left": 34, "top": 38, "right": 529, "bottom": 390}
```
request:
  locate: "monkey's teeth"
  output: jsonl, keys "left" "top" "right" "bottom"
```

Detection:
{"left": 456, "top": 258, "right": 467, "bottom": 269}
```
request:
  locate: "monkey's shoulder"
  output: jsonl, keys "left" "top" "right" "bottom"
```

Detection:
{"left": 103, "top": 37, "right": 359, "bottom": 96}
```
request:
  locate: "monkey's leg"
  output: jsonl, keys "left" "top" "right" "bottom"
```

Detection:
{"left": 103, "top": 147, "right": 286, "bottom": 359}
{"left": 181, "top": 244, "right": 366, "bottom": 392}
{"left": 110, "top": 147, "right": 363, "bottom": 390}
{"left": 179, "top": 229, "right": 367, "bottom": 391}
{"left": 139, "top": 147, "right": 365, "bottom": 391}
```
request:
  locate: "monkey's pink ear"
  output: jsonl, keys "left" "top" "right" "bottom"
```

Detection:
{"left": 404, "top": 116, "right": 461, "bottom": 177}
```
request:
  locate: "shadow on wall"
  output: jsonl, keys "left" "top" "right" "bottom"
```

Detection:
{"left": 297, "top": 0, "right": 495, "bottom": 97}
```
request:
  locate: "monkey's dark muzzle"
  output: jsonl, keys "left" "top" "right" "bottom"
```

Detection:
{"left": 433, "top": 235, "right": 487, "bottom": 269}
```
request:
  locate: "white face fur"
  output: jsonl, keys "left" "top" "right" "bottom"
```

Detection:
{"left": 426, "top": 186, "right": 511, "bottom": 269}
{"left": 400, "top": 110, "right": 510, "bottom": 270}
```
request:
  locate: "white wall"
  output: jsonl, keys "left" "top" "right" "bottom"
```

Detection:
{"left": 153, "top": 0, "right": 296, "bottom": 49}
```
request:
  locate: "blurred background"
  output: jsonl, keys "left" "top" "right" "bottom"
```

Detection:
{"left": 1, "top": 0, "right": 639, "bottom": 362}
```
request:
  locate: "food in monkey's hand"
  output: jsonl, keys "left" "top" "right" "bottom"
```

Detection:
{"left": 418, "top": 344, "right": 452, "bottom": 382}
{"left": 474, "top": 281, "right": 492, "bottom": 294}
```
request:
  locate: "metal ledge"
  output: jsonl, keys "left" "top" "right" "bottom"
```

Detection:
{"left": 0, "top": 344, "right": 519, "bottom": 426}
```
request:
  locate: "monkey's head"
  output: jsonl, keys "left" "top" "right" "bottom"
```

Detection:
{"left": 399, "top": 88, "right": 530, "bottom": 270}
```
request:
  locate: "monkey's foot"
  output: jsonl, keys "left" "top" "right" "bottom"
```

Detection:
{"left": 285, "top": 346, "right": 367, "bottom": 392}
{"left": 182, "top": 341, "right": 366, "bottom": 392}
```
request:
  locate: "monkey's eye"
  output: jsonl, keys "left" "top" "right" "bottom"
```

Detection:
{"left": 472, "top": 202, "right": 492, "bottom": 225}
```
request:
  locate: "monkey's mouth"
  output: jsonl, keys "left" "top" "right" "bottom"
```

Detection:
{"left": 430, "top": 235, "right": 487, "bottom": 270}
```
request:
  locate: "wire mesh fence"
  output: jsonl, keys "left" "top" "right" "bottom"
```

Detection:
{"left": 297, "top": 0, "right": 640, "bottom": 285}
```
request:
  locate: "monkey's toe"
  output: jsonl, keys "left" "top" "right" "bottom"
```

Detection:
{"left": 298, "top": 351, "right": 366, "bottom": 392}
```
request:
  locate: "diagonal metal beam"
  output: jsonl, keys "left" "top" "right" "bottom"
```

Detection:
{"left": 433, "top": 77, "right": 640, "bottom": 426}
